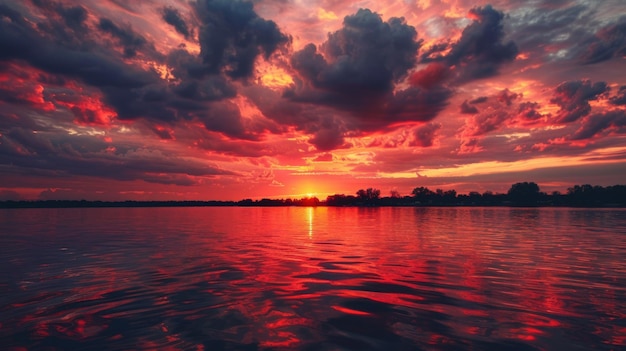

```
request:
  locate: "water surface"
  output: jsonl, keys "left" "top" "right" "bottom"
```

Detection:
{"left": 1, "top": 207, "right": 625, "bottom": 350}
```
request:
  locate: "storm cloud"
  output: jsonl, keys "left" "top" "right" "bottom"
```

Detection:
{"left": 288, "top": 9, "right": 451, "bottom": 130}
{"left": 161, "top": 6, "right": 191, "bottom": 39}
{"left": 427, "top": 5, "right": 519, "bottom": 83}
{"left": 551, "top": 80, "right": 609, "bottom": 123}
{"left": 194, "top": 0, "right": 290, "bottom": 79}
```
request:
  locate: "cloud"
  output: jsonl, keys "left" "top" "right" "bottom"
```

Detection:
{"left": 171, "top": 75, "right": 237, "bottom": 101}
{"left": 550, "top": 80, "right": 609, "bottom": 123}
{"left": 580, "top": 17, "right": 626, "bottom": 64}
{"left": 30, "top": 0, "right": 90, "bottom": 43}
{"left": 458, "top": 89, "right": 549, "bottom": 151}
{"left": 411, "top": 123, "right": 441, "bottom": 147}
{"left": 194, "top": 0, "right": 290, "bottom": 80}
{"left": 309, "top": 126, "right": 346, "bottom": 151}
{"left": 464, "top": 109, "right": 510, "bottom": 137}
{"left": 98, "top": 18, "right": 149, "bottom": 58}
{"left": 313, "top": 153, "right": 333, "bottom": 162}
{"left": 470, "top": 96, "right": 488, "bottom": 104}
{"left": 442, "top": 5, "right": 518, "bottom": 83}
{"left": 610, "top": 86, "right": 626, "bottom": 105}
{"left": 496, "top": 89, "right": 521, "bottom": 106}
{"left": 0, "top": 4, "right": 158, "bottom": 88}
{"left": 0, "top": 1, "right": 295, "bottom": 142}
{"left": 287, "top": 8, "right": 451, "bottom": 131}
{"left": 161, "top": 6, "right": 191, "bottom": 39}
{"left": 460, "top": 100, "right": 479, "bottom": 114}
{"left": 508, "top": 4, "right": 589, "bottom": 59}
{"left": 315, "top": 8, "right": 419, "bottom": 90}
{"left": 572, "top": 110, "right": 626, "bottom": 140}
{"left": 0, "top": 127, "right": 234, "bottom": 185}
{"left": 517, "top": 101, "right": 544, "bottom": 121}
{"left": 408, "top": 62, "right": 449, "bottom": 89}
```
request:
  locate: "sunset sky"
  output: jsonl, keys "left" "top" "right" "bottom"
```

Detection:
{"left": 1, "top": 0, "right": 625, "bottom": 201}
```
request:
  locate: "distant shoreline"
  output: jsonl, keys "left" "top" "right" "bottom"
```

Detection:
{"left": 3, "top": 183, "right": 625, "bottom": 209}
{"left": 1, "top": 200, "right": 624, "bottom": 209}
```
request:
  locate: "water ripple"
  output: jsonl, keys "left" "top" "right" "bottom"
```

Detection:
{"left": 1, "top": 207, "right": 625, "bottom": 350}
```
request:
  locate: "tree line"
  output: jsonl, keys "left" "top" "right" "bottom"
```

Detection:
{"left": 326, "top": 182, "right": 626, "bottom": 207}
{"left": 1, "top": 182, "right": 625, "bottom": 208}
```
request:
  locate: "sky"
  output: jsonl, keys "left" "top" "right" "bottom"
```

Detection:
{"left": 0, "top": 0, "right": 625, "bottom": 201}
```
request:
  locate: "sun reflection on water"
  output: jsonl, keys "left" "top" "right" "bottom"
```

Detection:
{"left": 307, "top": 207, "right": 313, "bottom": 238}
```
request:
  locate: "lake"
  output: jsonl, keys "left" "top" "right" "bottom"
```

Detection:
{"left": 1, "top": 207, "right": 625, "bottom": 350}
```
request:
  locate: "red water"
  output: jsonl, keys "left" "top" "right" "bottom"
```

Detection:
{"left": 1, "top": 207, "right": 625, "bottom": 350}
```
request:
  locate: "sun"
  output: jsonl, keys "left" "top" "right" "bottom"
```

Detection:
{"left": 306, "top": 193, "right": 315, "bottom": 198}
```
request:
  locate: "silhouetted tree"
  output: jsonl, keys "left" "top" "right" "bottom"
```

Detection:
{"left": 508, "top": 182, "right": 541, "bottom": 205}
{"left": 356, "top": 188, "right": 381, "bottom": 202}
{"left": 411, "top": 186, "right": 434, "bottom": 204}
{"left": 326, "top": 194, "right": 357, "bottom": 206}
{"left": 443, "top": 189, "right": 457, "bottom": 203}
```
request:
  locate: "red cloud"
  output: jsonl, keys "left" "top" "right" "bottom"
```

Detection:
{"left": 409, "top": 63, "right": 449, "bottom": 89}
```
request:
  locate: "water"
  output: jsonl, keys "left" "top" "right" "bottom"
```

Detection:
{"left": 1, "top": 207, "right": 625, "bottom": 350}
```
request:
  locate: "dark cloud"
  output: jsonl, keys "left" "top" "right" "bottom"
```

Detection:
{"left": 56, "top": 4, "right": 88, "bottom": 30}
{"left": 291, "top": 9, "right": 419, "bottom": 96}
{"left": 309, "top": 125, "right": 346, "bottom": 151}
{"left": 610, "top": 86, "right": 626, "bottom": 106}
{"left": 460, "top": 100, "right": 479, "bottom": 114}
{"left": 195, "top": 101, "right": 250, "bottom": 140}
{"left": 31, "top": 0, "right": 89, "bottom": 43}
{"left": 572, "top": 110, "right": 626, "bottom": 140}
{"left": 98, "top": 18, "right": 148, "bottom": 58}
{"left": 0, "top": 127, "right": 234, "bottom": 185}
{"left": 172, "top": 76, "right": 237, "bottom": 101}
{"left": 243, "top": 85, "right": 308, "bottom": 128}
{"left": 0, "top": 83, "right": 51, "bottom": 111}
{"left": 580, "top": 17, "right": 626, "bottom": 64}
{"left": 194, "top": 0, "right": 290, "bottom": 79}
{"left": 288, "top": 9, "right": 452, "bottom": 132}
{"left": 107, "top": 0, "right": 139, "bottom": 14}
{"left": 443, "top": 5, "right": 518, "bottom": 83}
{"left": 375, "top": 87, "right": 452, "bottom": 128}
{"left": 412, "top": 5, "right": 517, "bottom": 87}
{"left": 411, "top": 123, "right": 441, "bottom": 147}
{"left": 161, "top": 6, "right": 191, "bottom": 39}
{"left": 497, "top": 89, "right": 520, "bottom": 106}
{"left": 517, "top": 102, "right": 544, "bottom": 121}
{"left": 470, "top": 96, "right": 488, "bottom": 104}
{"left": 508, "top": 4, "right": 589, "bottom": 55}
{"left": 244, "top": 85, "right": 352, "bottom": 149}
{"left": 0, "top": 6, "right": 158, "bottom": 88}
{"left": 551, "top": 80, "right": 609, "bottom": 123}
{"left": 509, "top": 5, "right": 623, "bottom": 66}
{"left": 31, "top": 0, "right": 88, "bottom": 31}
{"left": 151, "top": 125, "right": 175, "bottom": 140}
{"left": 0, "top": 2, "right": 291, "bottom": 141}
{"left": 419, "top": 42, "right": 450, "bottom": 62}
